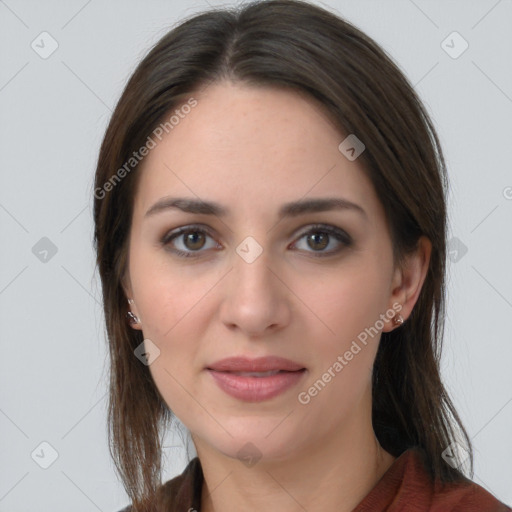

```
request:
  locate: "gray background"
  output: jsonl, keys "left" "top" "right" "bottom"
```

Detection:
{"left": 0, "top": 0, "right": 511, "bottom": 510}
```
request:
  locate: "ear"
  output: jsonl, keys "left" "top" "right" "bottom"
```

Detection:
{"left": 382, "top": 236, "right": 432, "bottom": 332}
{"left": 122, "top": 271, "right": 143, "bottom": 331}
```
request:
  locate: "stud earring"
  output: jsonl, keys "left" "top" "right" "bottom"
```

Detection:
{"left": 127, "top": 311, "right": 140, "bottom": 325}
{"left": 393, "top": 314, "right": 404, "bottom": 326}
{"left": 127, "top": 298, "right": 135, "bottom": 305}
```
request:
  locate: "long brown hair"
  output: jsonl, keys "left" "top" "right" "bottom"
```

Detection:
{"left": 93, "top": 1, "right": 473, "bottom": 509}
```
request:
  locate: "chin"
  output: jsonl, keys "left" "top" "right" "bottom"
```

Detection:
{"left": 194, "top": 422, "right": 298, "bottom": 465}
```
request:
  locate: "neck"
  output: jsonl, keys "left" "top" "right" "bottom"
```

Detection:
{"left": 194, "top": 399, "right": 396, "bottom": 512}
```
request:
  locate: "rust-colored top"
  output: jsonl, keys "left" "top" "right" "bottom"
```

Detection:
{"left": 118, "top": 447, "right": 511, "bottom": 511}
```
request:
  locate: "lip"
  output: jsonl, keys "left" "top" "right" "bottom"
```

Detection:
{"left": 205, "top": 356, "right": 307, "bottom": 402}
{"left": 206, "top": 356, "right": 305, "bottom": 372}
{"left": 206, "top": 368, "right": 307, "bottom": 402}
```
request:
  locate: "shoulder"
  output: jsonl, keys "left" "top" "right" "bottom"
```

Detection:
{"left": 353, "top": 447, "right": 511, "bottom": 512}
{"left": 115, "top": 456, "right": 203, "bottom": 512}
{"left": 402, "top": 447, "right": 511, "bottom": 512}
{"left": 429, "top": 478, "right": 511, "bottom": 512}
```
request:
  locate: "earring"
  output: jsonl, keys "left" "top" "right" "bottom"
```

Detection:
{"left": 127, "top": 311, "right": 140, "bottom": 325}
{"left": 127, "top": 298, "right": 135, "bottom": 305}
{"left": 393, "top": 314, "right": 404, "bottom": 326}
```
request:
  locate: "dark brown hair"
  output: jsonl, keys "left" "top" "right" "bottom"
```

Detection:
{"left": 93, "top": 1, "right": 473, "bottom": 510}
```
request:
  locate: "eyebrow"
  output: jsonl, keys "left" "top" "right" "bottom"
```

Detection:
{"left": 144, "top": 196, "right": 367, "bottom": 220}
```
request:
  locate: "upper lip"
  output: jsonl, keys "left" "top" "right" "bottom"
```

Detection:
{"left": 206, "top": 356, "right": 305, "bottom": 372}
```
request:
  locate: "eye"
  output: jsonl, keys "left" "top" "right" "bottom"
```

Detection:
{"left": 291, "top": 224, "right": 352, "bottom": 257}
{"left": 161, "top": 223, "right": 352, "bottom": 258}
{"left": 161, "top": 225, "right": 220, "bottom": 258}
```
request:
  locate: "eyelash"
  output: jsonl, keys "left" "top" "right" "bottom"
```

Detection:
{"left": 161, "top": 223, "right": 353, "bottom": 259}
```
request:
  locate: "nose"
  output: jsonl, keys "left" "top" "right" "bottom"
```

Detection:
{"left": 219, "top": 241, "right": 291, "bottom": 338}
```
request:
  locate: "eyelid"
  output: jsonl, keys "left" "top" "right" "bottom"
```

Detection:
{"left": 161, "top": 223, "right": 216, "bottom": 245}
{"left": 294, "top": 223, "right": 352, "bottom": 245}
{"left": 161, "top": 222, "right": 352, "bottom": 258}
{"left": 160, "top": 224, "right": 220, "bottom": 257}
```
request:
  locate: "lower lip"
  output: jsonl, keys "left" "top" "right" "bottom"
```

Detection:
{"left": 206, "top": 369, "right": 307, "bottom": 402}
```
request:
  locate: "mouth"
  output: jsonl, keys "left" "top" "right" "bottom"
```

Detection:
{"left": 206, "top": 368, "right": 307, "bottom": 402}
{"left": 206, "top": 355, "right": 306, "bottom": 373}
{"left": 208, "top": 369, "right": 305, "bottom": 377}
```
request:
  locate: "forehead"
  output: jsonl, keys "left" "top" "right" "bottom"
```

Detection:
{"left": 133, "top": 82, "right": 378, "bottom": 219}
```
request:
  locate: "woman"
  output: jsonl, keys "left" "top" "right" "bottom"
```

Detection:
{"left": 93, "top": 1, "right": 511, "bottom": 511}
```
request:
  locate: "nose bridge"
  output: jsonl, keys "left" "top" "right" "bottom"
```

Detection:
{"left": 220, "top": 230, "right": 288, "bottom": 335}
{"left": 232, "top": 232, "right": 275, "bottom": 295}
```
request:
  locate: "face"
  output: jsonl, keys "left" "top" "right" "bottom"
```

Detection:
{"left": 123, "top": 81, "right": 408, "bottom": 464}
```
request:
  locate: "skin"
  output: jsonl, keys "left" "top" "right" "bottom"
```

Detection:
{"left": 123, "top": 81, "right": 431, "bottom": 512}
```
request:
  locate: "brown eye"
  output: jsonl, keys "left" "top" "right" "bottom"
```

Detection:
{"left": 292, "top": 224, "right": 352, "bottom": 257}
{"left": 161, "top": 225, "right": 219, "bottom": 258}
{"left": 306, "top": 232, "right": 329, "bottom": 251}
{"left": 183, "top": 231, "right": 207, "bottom": 250}
{"left": 161, "top": 223, "right": 352, "bottom": 259}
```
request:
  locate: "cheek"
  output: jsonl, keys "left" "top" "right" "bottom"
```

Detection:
{"left": 294, "top": 257, "right": 392, "bottom": 403}
{"left": 305, "top": 261, "right": 392, "bottom": 345}
{"left": 295, "top": 270, "right": 387, "bottom": 415}
{"left": 129, "top": 248, "right": 218, "bottom": 385}
{"left": 129, "top": 243, "right": 210, "bottom": 337}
